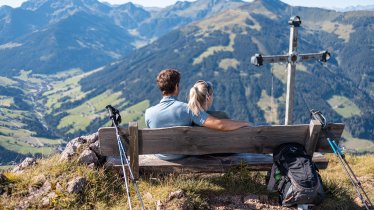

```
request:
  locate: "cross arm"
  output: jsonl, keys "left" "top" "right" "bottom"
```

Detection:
{"left": 250, "top": 51, "right": 330, "bottom": 66}
{"left": 250, "top": 54, "right": 288, "bottom": 66}
{"left": 299, "top": 51, "right": 330, "bottom": 62}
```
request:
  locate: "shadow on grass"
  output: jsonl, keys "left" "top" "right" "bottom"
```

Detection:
{"left": 176, "top": 166, "right": 276, "bottom": 209}
{"left": 315, "top": 180, "right": 364, "bottom": 210}
{"left": 145, "top": 164, "right": 364, "bottom": 210}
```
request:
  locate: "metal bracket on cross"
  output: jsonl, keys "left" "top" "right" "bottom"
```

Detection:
{"left": 250, "top": 16, "right": 331, "bottom": 125}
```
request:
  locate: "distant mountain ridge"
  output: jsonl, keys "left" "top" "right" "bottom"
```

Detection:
{"left": 334, "top": 5, "right": 374, "bottom": 12}
{"left": 0, "top": 0, "right": 246, "bottom": 76}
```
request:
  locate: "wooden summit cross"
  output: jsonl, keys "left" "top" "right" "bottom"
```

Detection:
{"left": 251, "top": 16, "right": 331, "bottom": 125}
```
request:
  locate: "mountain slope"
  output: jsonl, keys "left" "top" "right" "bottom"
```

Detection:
{"left": 76, "top": 0, "right": 374, "bottom": 141}
{"left": 137, "top": 0, "right": 246, "bottom": 38}
{"left": 0, "top": 0, "right": 139, "bottom": 75}
{"left": 1, "top": 0, "right": 374, "bottom": 165}
{"left": 0, "top": 0, "right": 246, "bottom": 76}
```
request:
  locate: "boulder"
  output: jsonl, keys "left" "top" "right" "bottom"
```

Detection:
{"left": 40, "top": 180, "right": 52, "bottom": 193}
{"left": 67, "top": 177, "right": 86, "bottom": 194}
{"left": 12, "top": 157, "right": 36, "bottom": 173}
{"left": 56, "top": 182, "right": 63, "bottom": 192}
{"left": 89, "top": 141, "right": 100, "bottom": 155}
{"left": 29, "top": 180, "right": 52, "bottom": 196}
{"left": 81, "top": 132, "right": 98, "bottom": 144}
{"left": 60, "top": 133, "right": 98, "bottom": 161}
{"left": 167, "top": 190, "right": 185, "bottom": 202}
{"left": 41, "top": 192, "right": 57, "bottom": 208}
{"left": 60, "top": 136, "right": 87, "bottom": 161}
{"left": 77, "top": 149, "right": 99, "bottom": 165}
{"left": 0, "top": 173, "right": 7, "bottom": 183}
{"left": 0, "top": 173, "right": 8, "bottom": 195}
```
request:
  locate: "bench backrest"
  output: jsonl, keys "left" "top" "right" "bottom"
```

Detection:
{"left": 99, "top": 120, "right": 344, "bottom": 157}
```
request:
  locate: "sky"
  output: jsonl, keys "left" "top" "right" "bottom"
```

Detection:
{"left": 0, "top": 0, "right": 373, "bottom": 9}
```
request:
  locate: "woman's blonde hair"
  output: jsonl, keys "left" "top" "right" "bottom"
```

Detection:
{"left": 188, "top": 80, "right": 213, "bottom": 116}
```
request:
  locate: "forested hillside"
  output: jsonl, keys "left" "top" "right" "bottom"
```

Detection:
{"left": 79, "top": 0, "right": 374, "bottom": 141}
{"left": 1, "top": 0, "right": 373, "bottom": 164}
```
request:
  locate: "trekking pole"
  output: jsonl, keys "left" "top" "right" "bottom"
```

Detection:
{"left": 106, "top": 105, "right": 145, "bottom": 210}
{"left": 327, "top": 137, "right": 372, "bottom": 210}
{"left": 327, "top": 132, "right": 373, "bottom": 210}
{"left": 310, "top": 110, "right": 373, "bottom": 210}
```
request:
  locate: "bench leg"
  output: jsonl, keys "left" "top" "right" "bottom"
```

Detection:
{"left": 266, "top": 164, "right": 277, "bottom": 192}
{"left": 129, "top": 122, "right": 140, "bottom": 180}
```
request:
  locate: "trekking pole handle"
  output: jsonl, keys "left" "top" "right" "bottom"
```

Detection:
{"left": 106, "top": 104, "right": 120, "bottom": 126}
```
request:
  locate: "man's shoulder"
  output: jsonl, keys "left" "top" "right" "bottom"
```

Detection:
{"left": 145, "top": 99, "right": 189, "bottom": 115}
{"left": 145, "top": 104, "right": 158, "bottom": 116}
{"left": 173, "top": 100, "right": 188, "bottom": 107}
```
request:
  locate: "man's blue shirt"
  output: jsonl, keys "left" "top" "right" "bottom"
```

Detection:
{"left": 144, "top": 96, "right": 208, "bottom": 160}
{"left": 145, "top": 96, "right": 208, "bottom": 128}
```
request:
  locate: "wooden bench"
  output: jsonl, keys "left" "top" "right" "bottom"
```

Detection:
{"left": 98, "top": 120, "right": 344, "bottom": 179}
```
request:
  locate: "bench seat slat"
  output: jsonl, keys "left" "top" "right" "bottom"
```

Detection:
{"left": 106, "top": 153, "right": 328, "bottom": 173}
{"left": 99, "top": 123, "right": 344, "bottom": 157}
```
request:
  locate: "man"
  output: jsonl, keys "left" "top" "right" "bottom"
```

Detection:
{"left": 145, "top": 69, "right": 249, "bottom": 159}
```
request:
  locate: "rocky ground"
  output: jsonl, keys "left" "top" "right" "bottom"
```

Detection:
{"left": 1, "top": 133, "right": 372, "bottom": 209}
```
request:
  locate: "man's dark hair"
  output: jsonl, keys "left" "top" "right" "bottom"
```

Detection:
{"left": 157, "top": 69, "right": 180, "bottom": 95}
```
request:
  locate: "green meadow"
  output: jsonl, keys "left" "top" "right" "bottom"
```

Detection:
{"left": 328, "top": 95, "right": 362, "bottom": 118}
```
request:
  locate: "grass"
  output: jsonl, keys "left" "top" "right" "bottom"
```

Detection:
{"left": 0, "top": 165, "right": 13, "bottom": 171}
{"left": 15, "top": 70, "right": 44, "bottom": 84}
{"left": 51, "top": 68, "right": 84, "bottom": 79}
{"left": 321, "top": 22, "right": 354, "bottom": 43}
{"left": 0, "top": 102, "right": 61, "bottom": 157}
{"left": 342, "top": 130, "right": 374, "bottom": 153}
{"left": 120, "top": 100, "right": 150, "bottom": 129}
{"left": 271, "top": 63, "right": 288, "bottom": 84}
{"left": 0, "top": 120, "right": 26, "bottom": 128}
{"left": 0, "top": 135, "right": 55, "bottom": 155}
{"left": 0, "top": 126, "right": 36, "bottom": 137}
{"left": 318, "top": 154, "right": 374, "bottom": 209}
{"left": 0, "top": 96, "right": 14, "bottom": 107}
{"left": 1, "top": 153, "right": 372, "bottom": 209}
{"left": 57, "top": 91, "right": 125, "bottom": 134}
{"left": 303, "top": 19, "right": 354, "bottom": 43}
{"left": 32, "top": 137, "right": 65, "bottom": 145}
{"left": 327, "top": 95, "right": 362, "bottom": 118}
{"left": 43, "top": 68, "right": 102, "bottom": 112}
{"left": 270, "top": 63, "right": 310, "bottom": 85}
{"left": 0, "top": 155, "right": 129, "bottom": 209}
{"left": 57, "top": 93, "right": 149, "bottom": 133}
{"left": 0, "top": 76, "right": 17, "bottom": 86}
{"left": 0, "top": 108, "right": 30, "bottom": 120}
{"left": 44, "top": 76, "right": 88, "bottom": 111}
{"left": 196, "top": 10, "right": 252, "bottom": 34}
{"left": 193, "top": 33, "right": 236, "bottom": 65}
{"left": 256, "top": 90, "right": 280, "bottom": 124}
{"left": 0, "top": 156, "right": 269, "bottom": 209}
{"left": 218, "top": 58, "right": 240, "bottom": 71}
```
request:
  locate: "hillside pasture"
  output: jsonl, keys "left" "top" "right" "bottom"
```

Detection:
{"left": 120, "top": 100, "right": 150, "bottom": 128}
{"left": 327, "top": 95, "right": 362, "bottom": 118}
{"left": 193, "top": 33, "right": 236, "bottom": 65}
{"left": 57, "top": 91, "right": 125, "bottom": 134}
{"left": 0, "top": 135, "right": 55, "bottom": 156}
{"left": 342, "top": 130, "right": 374, "bottom": 153}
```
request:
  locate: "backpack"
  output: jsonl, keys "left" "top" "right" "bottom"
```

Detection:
{"left": 272, "top": 143, "right": 325, "bottom": 207}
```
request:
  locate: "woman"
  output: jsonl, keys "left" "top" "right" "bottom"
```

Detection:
{"left": 188, "top": 80, "right": 250, "bottom": 129}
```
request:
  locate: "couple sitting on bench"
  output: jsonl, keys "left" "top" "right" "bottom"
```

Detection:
{"left": 145, "top": 69, "right": 251, "bottom": 160}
